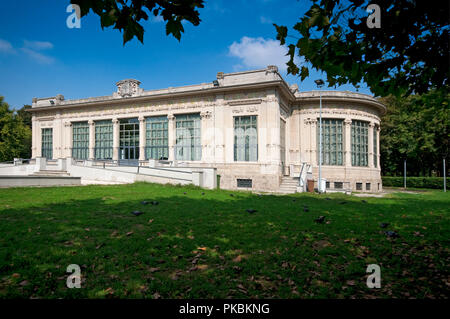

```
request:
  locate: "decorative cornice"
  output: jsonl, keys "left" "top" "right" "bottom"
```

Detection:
{"left": 227, "top": 98, "right": 262, "bottom": 106}
{"left": 37, "top": 117, "right": 54, "bottom": 121}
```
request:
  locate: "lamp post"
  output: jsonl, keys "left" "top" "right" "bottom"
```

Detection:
{"left": 314, "top": 79, "right": 325, "bottom": 193}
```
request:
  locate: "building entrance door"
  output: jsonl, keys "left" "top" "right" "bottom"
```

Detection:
{"left": 119, "top": 118, "right": 139, "bottom": 166}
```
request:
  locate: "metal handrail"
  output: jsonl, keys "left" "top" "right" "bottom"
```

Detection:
{"left": 298, "top": 163, "right": 305, "bottom": 187}
{"left": 71, "top": 160, "right": 193, "bottom": 182}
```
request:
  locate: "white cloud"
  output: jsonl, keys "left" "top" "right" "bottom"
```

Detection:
{"left": 228, "top": 36, "right": 290, "bottom": 72}
{"left": 260, "top": 16, "right": 273, "bottom": 24}
{"left": 0, "top": 39, "right": 15, "bottom": 53}
{"left": 21, "top": 48, "right": 54, "bottom": 64}
{"left": 23, "top": 40, "right": 53, "bottom": 50}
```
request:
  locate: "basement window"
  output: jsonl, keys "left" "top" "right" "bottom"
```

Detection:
{"left": 334, "top": 182, "right": 343, "bottom": 189}
{"left": 237, "top": 179, "right": 252, "bottom": 188}
{"left": 366, "top": 183, "right": 371, "bottom": 191}
{"left": 356, "top": 183, "right": 363, "bottom": 190}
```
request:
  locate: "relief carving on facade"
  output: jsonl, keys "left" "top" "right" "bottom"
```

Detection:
{"left": 200, "top": 110, "right": 212, "bottom": 119}
{"left": 116, "top": 79, "right": 142, "bottom": 97}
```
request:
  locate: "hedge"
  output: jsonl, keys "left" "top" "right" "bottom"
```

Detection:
{"left": 382, "top": 176, "right": 449, "bottom": 189}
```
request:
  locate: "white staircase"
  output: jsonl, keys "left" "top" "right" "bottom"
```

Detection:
{"left": 31, "top": 170, "right": 70, "bottom": 177}
{"left": 278, "top": 176, "right": 299, "bottom": 194}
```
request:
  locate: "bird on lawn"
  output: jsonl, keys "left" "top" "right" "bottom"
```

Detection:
{"left": 314, "top": 216, "right": 326, "bottom": 223}
{"left": 131, "top": 211, "right": 144, "bottom": 216}
{"left": 385, "top": 230, "right": 399, "bottom": 238}
{"left": 246, "top": 209, "right": 257, "bottom": 214}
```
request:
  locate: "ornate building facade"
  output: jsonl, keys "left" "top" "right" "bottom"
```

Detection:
{"left": 29, "top": 66, "right": 385, "bottom": 192}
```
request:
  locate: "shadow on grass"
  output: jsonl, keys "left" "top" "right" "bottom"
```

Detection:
{"left": 0, "top": 183, "right": 449, "bottom": 299}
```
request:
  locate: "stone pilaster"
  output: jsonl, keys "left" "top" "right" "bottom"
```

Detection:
{"left": 167, "top": 114, "right": 175, "bottom": 161}
{"left": 88, "top": 120, "right": 95, "bottom": 160}
{"left": 200, "top": 110, "right": 212, "bottom": 162}
{"left": 344, "top": 119, "right": 352, "bottom": 167}
{"left": 214, "top": 95, "right": 225, "bottom": 163}
{"left": 139, "top": 116, "right": 146, "bottom": 161}
{"left": 112, "top": 118, "right": 119, "bottom": 161}
{"left": 54, "top": 112, "right": 62, "bottom": 158}
{"left": 265, "top": 93, "right": 281, "bottom": 165}
{"left": 31, "top": 115, "right": 37, "bottom": 158}
{"left": 64, "top": 121, "right": 73, "bottom": 158}
{"left": 310, "top": 119, "right": 317, "bottom": 165}
{"left": 368, "top": 122, "right": 375, "bottom": 168}
{"left": 376, "top": 125, "right": 381, "bottom": 169}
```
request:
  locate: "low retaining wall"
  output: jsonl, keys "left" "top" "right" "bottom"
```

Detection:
{"left": 66, "top": 159, "right": 217, "bottom": 189}
{"left": 0, "top": 158, "right": 218, "bottom": 189}
{"left": 0, "top": 164, "right": 36, "bottom": 176}
{"left": 0, "top": 176, "right": 81, "bottom": 187}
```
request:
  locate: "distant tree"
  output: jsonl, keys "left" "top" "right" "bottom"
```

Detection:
{"left": 380, "top": 90, "right": 449, "bottom": 176}
{"left": 0, "top": 97, "right": 32, "bottom": 161}
{"left": 16, "top": 104, "right": 32, "bottom": 128}
{"left": 71, "top": 0, "right": 204, "bottom": 44}
{"left": 274, "top": 0, "right": 449, "bottom": 96}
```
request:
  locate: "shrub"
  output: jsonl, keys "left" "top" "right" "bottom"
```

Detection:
{"left": 382, "top": 176, "right": 449, "bottom": 189}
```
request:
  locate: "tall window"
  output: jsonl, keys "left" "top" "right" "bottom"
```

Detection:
{"left": 146, "top": 116, "right": 168, "bottom": 160}
{"left": 317, "top": 119, "right": 344, "bottom": 165}
{"left": 351, "top": 120, "right": 368, "bottom": 166}
{"left": 175, "top": 114, "right": 201, "bottom": 161}
{"left": 234, "top": 116, "right": 258, "bottom": 161}
{"left": 119, "top": 118, "right": 139, "bottom": 161}
{"left": 41, "top": 128, "right": 53, "bottom": 159}
{"left": 72, "top": 122, "right": 89, "bottom": 159}
{"left": 95, "top": 120, "right": 113, "bottom": 160}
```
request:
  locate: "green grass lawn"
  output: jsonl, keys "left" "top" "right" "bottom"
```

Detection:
{"left": 0, "top": 182, "right": 449, "bottom": 299}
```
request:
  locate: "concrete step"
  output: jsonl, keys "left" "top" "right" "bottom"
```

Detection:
{"left": 279, "top": 176, "right": 298, "bottom": 194}
{"left": 32, "top": 170, "right": 70, "bottom": 176}
{"left": 278, "top": 189, "right": 297, "bottom": 194}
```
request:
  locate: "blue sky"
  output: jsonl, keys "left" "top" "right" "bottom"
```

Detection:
{"left": 0, "top": 0, "right": 370, "bottom": 110}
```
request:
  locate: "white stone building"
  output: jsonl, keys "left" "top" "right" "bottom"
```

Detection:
{"left": 28, "top": 66, "right": 385, "bottom": 192}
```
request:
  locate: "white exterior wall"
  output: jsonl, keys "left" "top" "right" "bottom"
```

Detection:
{"left": 29, "top": 67, "right": 385, "bottom": 192}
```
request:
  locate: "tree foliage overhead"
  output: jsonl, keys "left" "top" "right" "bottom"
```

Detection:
{"left": 275, "top": 0, "right": 449, "bottom": 96}
{"left": 71, "top": 0, "right": 204, "bottom": 44}
{"left": 379, "top": 90, "right": 449, "bottom": 177}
